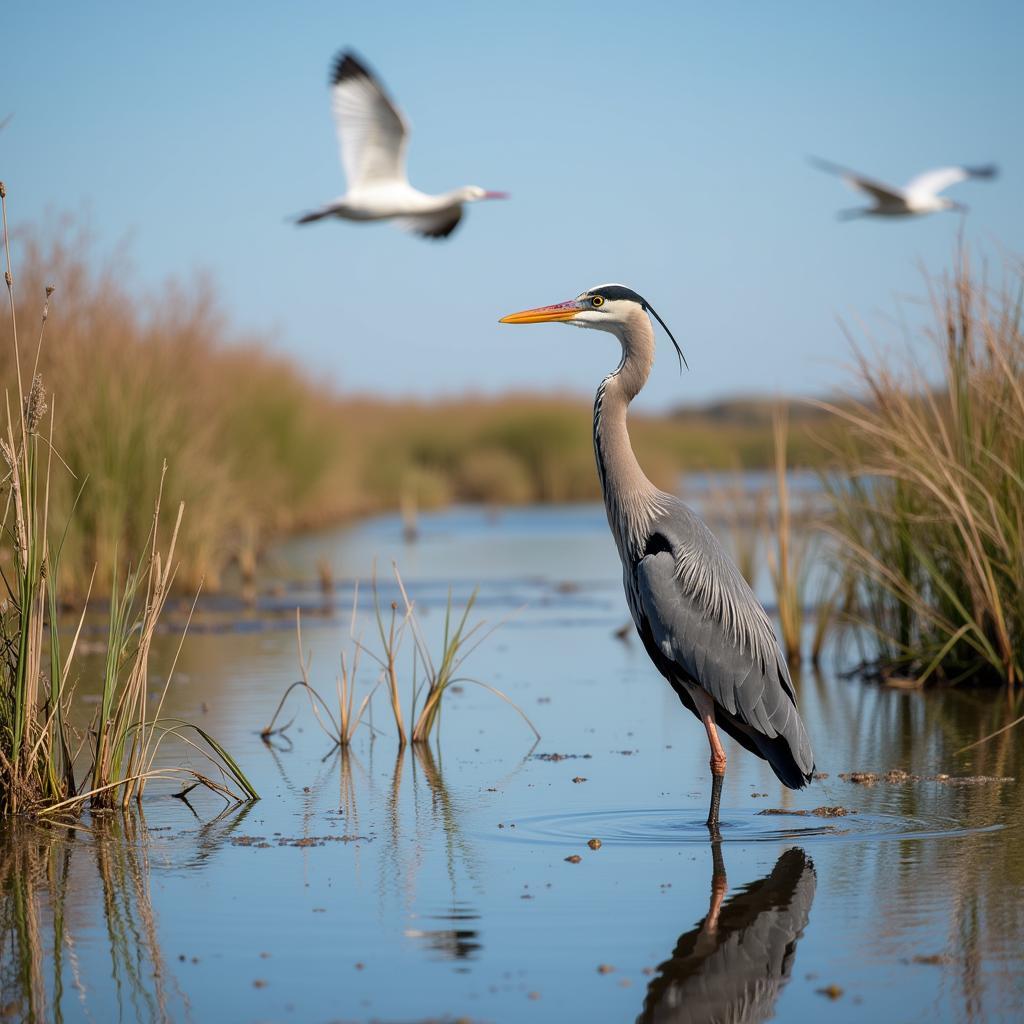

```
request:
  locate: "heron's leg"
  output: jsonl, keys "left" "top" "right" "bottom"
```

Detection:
{"left": 691, "top": 689, "right": 727, "bottom": 831}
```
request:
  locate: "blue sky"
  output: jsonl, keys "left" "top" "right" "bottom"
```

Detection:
{"left": 4, "top": 1, "right": 1022, "bottom": 410}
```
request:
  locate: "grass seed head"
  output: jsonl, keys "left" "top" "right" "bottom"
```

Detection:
{"left": 24, "top": 374, "right": 48, "bottom": 432}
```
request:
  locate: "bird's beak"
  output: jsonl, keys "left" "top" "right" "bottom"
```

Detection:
{"left": 483, "top": 191, "right": 510, "bottom": 200}
{"left": 499, "top": 299, "right": 581, "bottom": 324}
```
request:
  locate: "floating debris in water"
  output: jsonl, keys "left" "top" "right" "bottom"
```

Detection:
{"left": 565, "top": 854, "right": 582, "bottom": 864}
{"left": 817, "top": 984, "right": 844, "bottom": 1000}
{"left": 757, "top": 806, "right": 853, "bottom": 817}
{"left": 840, "top": 770, "right": 1014, "bottom": 786}
{"left": 533, "top": 752, "right": 592, "bottom": 762}
{"left": 587, "top": 838, "right": 602, "bottom": 850}
{"left": 571, "top": 776, "right": 587, "bottom": 784}
{"left": 230, "top": 834, "right": 369, "bottom": 848}
{"left": 596, "top": 963, "right": 615, "bottom": 974}
{"left": 907, "top": 954, "right": 951, "bottom": 965}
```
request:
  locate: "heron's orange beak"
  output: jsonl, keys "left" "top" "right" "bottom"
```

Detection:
{"left": 499, "top": 300, "right": 581, "bottom": 325}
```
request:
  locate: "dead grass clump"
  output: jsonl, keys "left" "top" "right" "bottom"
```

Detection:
{"left": 0, "top": 186, "right": 256, "bottom": 818}
{"left": 823, "top": 253, "right": 1024, "bottom": 685}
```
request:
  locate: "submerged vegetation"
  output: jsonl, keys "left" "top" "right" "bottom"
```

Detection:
{"left": 824, "top": 256, "right": 1024, "bottom": 686}
{"left": 0, "top": 186, "right": 255, "bottom": 818}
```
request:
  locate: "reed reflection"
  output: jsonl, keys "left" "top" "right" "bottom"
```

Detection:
{"left": 1, "top": 813, "right": 184, "bottom": 1024}
{"left": 638, "top": 846, "right": 816, "bottom": 1024}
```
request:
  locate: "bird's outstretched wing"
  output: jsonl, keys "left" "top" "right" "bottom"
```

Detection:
{"left": 396, "top": 207, "right": 463, "bottom": 240}
{"left": 633, "top": 504, "right": 814, "bottom": 788}
{"left": 330, "top": 51, "right": 410, "bottom": 190}
{"left": 809, "top": 156, "right": 904, "bottom": 203}
{"left": 904, "top": 164, "right": 998, "bottom": 198}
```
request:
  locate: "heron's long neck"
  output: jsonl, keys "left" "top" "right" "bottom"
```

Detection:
{"left": 593, "top": 316, "right": 666, "bottom": 559}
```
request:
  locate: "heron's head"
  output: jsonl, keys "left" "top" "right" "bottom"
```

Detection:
{"left": 499, "top": 283, "right": 687, "bottom": 370}
{"left": 459, "top": 185, "right": 509, "bottom": 203}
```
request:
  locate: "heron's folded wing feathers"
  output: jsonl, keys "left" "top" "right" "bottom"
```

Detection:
{"left": 635, "top": 509, "right": 813, "bottom": 776}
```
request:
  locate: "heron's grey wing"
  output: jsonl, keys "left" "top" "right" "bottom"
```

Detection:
{"left": 396, "top": 207, "right": 463, "bottom": 239}
{"left": 809, "top": 156, "right": 904, "bottom": 203}
{"left": 635, "top": 506, "right": 814, "bottom": 784}
{"left": 638, "top": 849, "right": 816, "bottom": 1024}
{"left": 330, "top": 52, "right": 410, "bottom": 189}
{"left": 904, "top": 164, "right": 997, "bottom": 198}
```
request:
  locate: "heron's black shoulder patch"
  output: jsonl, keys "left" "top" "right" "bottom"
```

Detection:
{"left": 643, "top": 532, "right": 673, "bottom": 558}
{"left": 585, "top": 284, "right": 649, "bottom": 308}
{"left": 331, "top": 52, "right": 372, "bottom": 87}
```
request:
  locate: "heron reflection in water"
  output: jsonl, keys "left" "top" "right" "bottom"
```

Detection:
{"left": 638, "top": 847, "right": 816, "bottom": 1024}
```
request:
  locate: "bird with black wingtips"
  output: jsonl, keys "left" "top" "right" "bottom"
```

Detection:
{"left": 811, "top": 157, "right": 997, "bottom": 218}
{"left": 294, "top": 51, "right": 508, "bottom": 239}
{"left": 499, "top": 285, "right": 815, "bottom": 832}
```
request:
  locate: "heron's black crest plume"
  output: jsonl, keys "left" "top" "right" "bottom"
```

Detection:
{"left": 647, "top": 301, "right": 688, "bottom": 373}
{"left": 587, "top": 285, "right": 688, "bottom": 372}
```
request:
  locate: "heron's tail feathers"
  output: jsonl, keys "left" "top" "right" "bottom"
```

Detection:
{"left": 759, "top": 711, "right": 815, "bottom": 790}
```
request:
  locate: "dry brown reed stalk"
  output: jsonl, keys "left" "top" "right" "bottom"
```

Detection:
{"left": 821, "top": 253, "right": 1024, "bottom": 686}
{"left": 766, "top": 406, "right": 811, "bottom": 665}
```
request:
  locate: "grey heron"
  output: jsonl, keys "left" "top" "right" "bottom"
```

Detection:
{"left": 294, "top": 51, "right": 508, "bottom": 239}
{"left": 811, "top": 157, "right": 997, "bottom": 218}
{"left": 499, "top": 285, "right": 815, "bottom": 831}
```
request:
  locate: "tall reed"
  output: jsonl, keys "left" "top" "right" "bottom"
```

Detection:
{"left": 0, "top": 183, "right": 256, "bottom": 816}
{"left": 766, "top": 406, "right": 812, "bottom": 665}
{"left": 823, "top": 254, "right": 1024, "bottom": 685}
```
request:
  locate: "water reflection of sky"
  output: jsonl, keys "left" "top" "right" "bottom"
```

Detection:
{"left": 3, "top": 503, "right": 1023, "bottom": 1022}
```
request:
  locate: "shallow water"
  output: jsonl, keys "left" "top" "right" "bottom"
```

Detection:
{"left": 3, "top": 502, "right": 1023, "bottom": 1023}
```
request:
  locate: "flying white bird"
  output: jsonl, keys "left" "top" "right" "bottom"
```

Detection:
{"left": 295, "top": 51, "right": 508, "bottom": 239}
{"left": 811, "top": 157, "right": 997, "bottom": 219}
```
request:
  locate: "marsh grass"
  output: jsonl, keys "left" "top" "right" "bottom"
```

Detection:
{"left": 262, "top": 593, "right": 377, "bottom": 750}
{"left": 823, "top": 254, "right": 1024, "bottom": 686}
{"left": 0, "top": 184, "right": 256, "bottom": 817}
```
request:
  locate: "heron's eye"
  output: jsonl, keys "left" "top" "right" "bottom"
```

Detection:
{"left": 591, "top": 296, "right": 605, "bottom": 308}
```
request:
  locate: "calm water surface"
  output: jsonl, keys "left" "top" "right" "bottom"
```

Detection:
{"left": 2, "top": 502, "right": 1022, "bottom": 1023}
